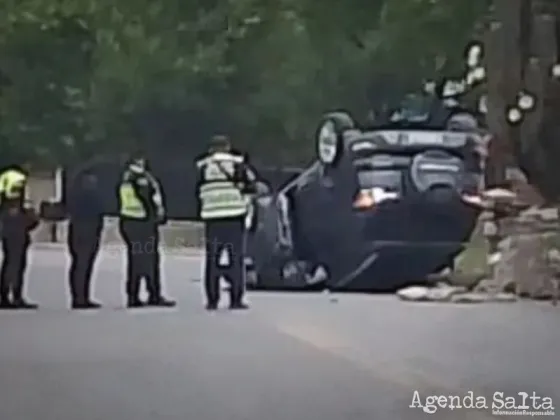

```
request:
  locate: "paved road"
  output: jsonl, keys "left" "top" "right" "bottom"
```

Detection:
{"left": 0, "top": 247, "right": 558, "bottom": 420}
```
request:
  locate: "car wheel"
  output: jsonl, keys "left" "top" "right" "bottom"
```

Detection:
{"left": 315, "top": 111, "right": 354, "bottom": 168}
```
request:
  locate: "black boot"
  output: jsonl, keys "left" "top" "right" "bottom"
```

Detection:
{"left": 127, "top": 297, "right": 144, "bottom": 308}
{"left": 147, "top": 296, "right": 176, "bottom": 307}
{"left": 205, "top": 302, "right": 218, "bottom": 311}
{"left": 72, "top": 300, "right": 102, "bottom": 310}
{"left": 0, "top": 297, "right": 13, "bottom": 309}
{"left": 229, "top": 302, "right": 249, "bottom": 310}
{"left": 12, "top": 298, "right": 38, "bottom": 309}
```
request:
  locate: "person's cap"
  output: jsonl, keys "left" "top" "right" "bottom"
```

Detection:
{"left": 127, "top": 153, "right": 147, "bottom": 169}
{"left": 129, "top": 150, "right": 145, "bottom": 161}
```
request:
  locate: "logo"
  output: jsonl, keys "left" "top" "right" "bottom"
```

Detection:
{"left": 410, "top": 390, "right": 555, "bottom": 416}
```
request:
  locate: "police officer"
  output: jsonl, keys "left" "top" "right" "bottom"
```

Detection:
{"left": 118, "top": 156, "right": 175, "bottom": 308}
{"left": 0, "top": 165, "right": 39, "bottom": 309}
{"left": 67, "top": 171, "right": 104, "bottom": 309}
{"left": 196, "top": 135, "right": 256, "bottom": 310}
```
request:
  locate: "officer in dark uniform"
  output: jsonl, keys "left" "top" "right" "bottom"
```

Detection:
{"left": 67, "top": 171, "right": 105, "bottom": 309}
{"left": 118, "top": 155, "right": 175, "bottom": 308}
{"left": 196, "top": 135, "right": 256, "bottom": 310}
{"left": 0, "top": 165, "right": 39, "bottom": 309}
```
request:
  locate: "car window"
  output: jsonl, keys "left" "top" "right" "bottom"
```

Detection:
{"left": 357, "top": 169, "right": 402, "bottom": 191}
{"left": 353, "top": 154, "right": 406, "bottom": 191}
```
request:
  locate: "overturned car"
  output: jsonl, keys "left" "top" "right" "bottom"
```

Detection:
{"left": 245, "top": 99, "right": 484, "bottom": 292}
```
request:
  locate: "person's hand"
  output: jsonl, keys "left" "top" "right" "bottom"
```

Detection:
{"left": 156, "top": 208, "right": 166, "bottom": 224}
{"left": 24, "top": 208, "right": 40, "bottom": 230}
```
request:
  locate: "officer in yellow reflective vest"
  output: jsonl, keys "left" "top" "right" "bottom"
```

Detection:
{"left": 0, "top": 165, "right": 39, "bottom": 309}
{"left": 196, "top": 135, "right": 256, "bottom": 310}
{"left": 118, "top": 156, "right": 175, "bottom": 308}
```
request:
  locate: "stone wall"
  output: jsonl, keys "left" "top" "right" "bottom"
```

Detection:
{"left": 399, "top": 188, "right": 560, "bottom": 303}
{"left": 487, "top": 207, "right": 560, "bottom": 299}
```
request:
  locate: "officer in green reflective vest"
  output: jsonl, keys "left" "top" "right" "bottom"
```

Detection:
{"left": 118, "top": 156, "right": 175, "bottom": 308}
{"left": 0, "top": 164, "right": 39, "bottom": 309}
{"left": 196, "top": 135, "right": 256, "bottom": 310}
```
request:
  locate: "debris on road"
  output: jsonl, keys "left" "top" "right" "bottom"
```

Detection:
{"left": 397, "top": 283, "right": 517, "bottom": 303}
{"left": 450, "top": 292, "right": 517, "bottom": 303}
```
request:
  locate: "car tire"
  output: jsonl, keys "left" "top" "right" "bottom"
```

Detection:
{"left": 315, "top": 111, "right": 354, "bottom": 168}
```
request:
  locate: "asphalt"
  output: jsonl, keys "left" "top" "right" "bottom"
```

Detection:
{"left": 0, "top": 246, "right": 559, "bottom": 420}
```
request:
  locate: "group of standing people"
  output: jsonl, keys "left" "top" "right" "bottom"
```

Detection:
{"left": 66, "top": 157, "right": 176, "bottom": 310}
{"left": 0, "top": 135, "right": 257, "bottom": 311}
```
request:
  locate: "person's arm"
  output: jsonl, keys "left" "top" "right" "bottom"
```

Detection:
{"left": 24, "top": 207, "right": 39, "bottom": 231}
{"left": 194, "top": 155, "right": 206, "bottom": 193}
{"left": 91, "top": 188, "right": 105, "bottom": 218}
{"left": 234, "top": 161, "right": 257, "bottom": 194}
{"left": 0, "top": 173, "right": 6, "bottom": 203}
{"left": 195, "top": 163, "right": 204, "bottom": 220}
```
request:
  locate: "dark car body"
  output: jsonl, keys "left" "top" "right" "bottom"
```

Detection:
{"left": 245, "top": 108, "right": 483, "bottom": 292}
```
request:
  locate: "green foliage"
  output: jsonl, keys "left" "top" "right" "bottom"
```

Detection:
{"left": 0, "top": 0, "right": 490, "bottom": 166}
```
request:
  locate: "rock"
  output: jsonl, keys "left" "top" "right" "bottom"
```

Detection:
{"left": 482, "top": 188, "right": 517, "bottom": 201}
{"left": 447, "top": 271, "right": 486, "bottom": 288}
{"left": 426, "top": 285, "right": 467, "bottom": 301}
{"left": 397, "top": 285, "right": 467, "bottom": 302}
{"left": 487, "top": 236, "right": 517, "bottom": 293}
{"left": 483, "top": 220, "right": 498, "bottom": 237}
{"left": 497, "top": 236, "right": 513, "bottom": 251}
{"left": 511, "top": 231, "right": 553, "bottom": 299}
{"left": 489, "top": 293, "right": 518, "bottom": 302}
{"left": 473, "top": 278, "right": 497, "bottom": 293}
{"left": 507, "top": 167, "right": 545, "bottom": 207}
{"left": 487, "top": 251, "right": 501, "bottom": 265}
{"left": 548, "top": 249, "right": 560, "bottom": 280}
{"left": 520, "top": 206, "right": 558, "bottom": 221}
{"left": 450, "top": 293, "right": 491, "bottom": 303}
{"left": 480, "top": 211, "right": 494, "bottom": 221}
{"left": 397, "top": 284, "right": 516, "bottom": 303}
{"left": 506, "top": 167, "right": 528, "bottom": 183}
{"left": 462, "top": 194, "right": 486, "bottom": 207}
{"left": 473, "top": 277, "right": 516, "bottom": 294}
{"left": 397, "top": 286, "right": 430, "bottom": 301}
{"left": 426, "top": 270, "right": 451, "bottom": 284}
{"left": 477, "top": 204, "right": 560, "bottom": 300}
{"left": 548, "top": 248, "right": 560, "bottom": 263}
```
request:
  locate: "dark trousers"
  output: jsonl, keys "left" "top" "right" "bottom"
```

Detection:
{"left": 0, "top": 235, "right": 29, "bottom": 302}
{"left": 119, "top": 219, "right": 161, "bottom": 301}
{"left": 204, "top": 217, "right": 244, "bottom": 306}
{"left": 68, "top": 221, "right": 101, "bottom": 304}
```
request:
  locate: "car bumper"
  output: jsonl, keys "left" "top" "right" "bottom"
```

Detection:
{"left": 327, "top": 190, "right": 479, "bottom": 292}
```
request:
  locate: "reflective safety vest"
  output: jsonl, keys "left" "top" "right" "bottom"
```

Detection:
{"left": 118, "top": 171, "right": 164, "bottom": 219}
{"left": 119, "top": 181, "right": 146, "bottom": 219}
{"left": 196, "top": 152, "right": 247, "bottom": 220}
{"left": 0, "top": 169, "right": 27, "bottom": 199}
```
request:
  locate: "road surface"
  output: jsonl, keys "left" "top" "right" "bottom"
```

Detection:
{"left": 0, "top": 246, "right": 558, "bottom": 420}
